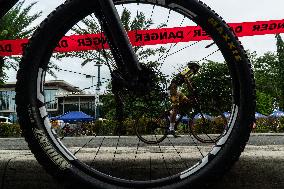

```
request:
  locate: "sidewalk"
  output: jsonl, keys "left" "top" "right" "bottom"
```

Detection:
{"left": 0, "top": 138, "right": 284, "bottom": 189}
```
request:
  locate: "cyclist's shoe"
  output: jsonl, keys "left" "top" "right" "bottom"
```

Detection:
{"left": 167, "top": 130, "right": 181, "bottom": 138}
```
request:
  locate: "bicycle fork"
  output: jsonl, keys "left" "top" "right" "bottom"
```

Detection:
{"left": 96, "top": 0, "right": 141, "bottom": 79}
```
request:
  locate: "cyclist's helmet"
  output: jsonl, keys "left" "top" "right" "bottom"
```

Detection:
{"left": 187, "top": 62, "right": 200, "bottom": 74}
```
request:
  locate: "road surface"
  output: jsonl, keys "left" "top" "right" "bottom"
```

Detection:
{"left": 0, "top": 133, "right": 283, "bottom": 189}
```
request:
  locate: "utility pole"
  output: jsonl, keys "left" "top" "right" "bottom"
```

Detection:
{"left": 94, "top": 63, "right": 102, "bottom": 119}
{"left": 86, "top": 74, "right": 96, "bottom": 117}
{"left": 276, "top": 34, "right": 284, "bottom": 110}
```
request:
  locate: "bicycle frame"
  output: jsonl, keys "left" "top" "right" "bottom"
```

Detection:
{"left": 0, "top": 0, "right": 141, "bottom": 80}
{"left": 95, "top": 0, "right": 141, "bottom": 79}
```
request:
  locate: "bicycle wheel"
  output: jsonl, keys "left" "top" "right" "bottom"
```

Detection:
{"left": 135, "top": 110, "right": 169, "bottom": 145}
{"left": 189, "top": 108, "right": 228, "bottom": 143}
{"left": 16, "top": 0, "right": 255, "bottom": 188}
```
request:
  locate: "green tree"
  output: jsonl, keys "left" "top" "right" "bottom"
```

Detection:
{"left": 251, "top": 51, "right": 278, "bottom": 111}
{"left": 251, "top": 34, "right": 284, "bottom": 112}
{"left": 102, "top": 60, "right": 233, "bottom": 120}
{"left": 276, "top": 34, "right": 284, "bottom": 110}
{"left": 55, "top": 8, "right": 165, "bottom": 67}
{"left": 191, "top": 60, "right": 231, "bottom": 114}
{"left": 55, "top": 8, "right": 167, "bottom": 119}
{"left": 256, "top": 91, "right": 274, "bottom": 115}
{"left": 0, "top": 1, "right": 42, "bottom": 84}
{"left": 251, "top": 51, "right": 278, "bottom": 98}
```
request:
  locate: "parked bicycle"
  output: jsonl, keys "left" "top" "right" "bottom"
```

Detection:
{"left": 1, "top": 0, "right": 255, "bottom": 188}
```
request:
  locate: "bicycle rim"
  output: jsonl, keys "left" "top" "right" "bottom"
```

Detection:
{"left": 16, "top": 0, "right": 255, "bottom": 188}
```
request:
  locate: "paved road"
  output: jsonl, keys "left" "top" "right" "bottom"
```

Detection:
{"left": 0, "top": 133, "right": 283, "bottom": 149}
{"left": 0, "top": 134, "right": 283, "bottom": 189}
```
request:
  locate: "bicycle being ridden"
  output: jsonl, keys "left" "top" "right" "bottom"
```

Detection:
{"left": 136, "top": 62, "right": 227, "bottom": 144}
{"left": 168, "top": 62, "right": 200, "bottom": 137}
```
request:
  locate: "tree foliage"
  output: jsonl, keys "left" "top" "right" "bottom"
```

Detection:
{"left": 100, "top": 60, "right": 233, "bottom": 119}
{"left": 61, "top": 8, "right": 168, "bottom": 119}
{"left": 251, "top": 34, "right": 284, "bottom": 112}
{"left": 276, "top": 34, "right": 284, "bottom": 110}
{"left": 0, "top": 1, "right": 41, "bottom": 40}
{"left": 256, "top": 91, "right": 274, "bottom": 115}
{"left": 251, "top": 51, "right": 278, "bottom": 96}
{"left": 251, "top": 52, "right": 278, "bottom": 113}
{"left": 192, "top": 60, "right": 231, "bottom": 114}
{"left": 0, "top": 0, "right": 42, "bottom": 83}
{"left": 55, "top": 8, "right": 165, "bottom": 68}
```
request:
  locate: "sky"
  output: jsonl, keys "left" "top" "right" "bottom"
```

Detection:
{"left": 5, "top": 0, "right": 284, "bottom": 87}
{"left": 201, "top": 0, "right": 284, "bottom": 54}
{"left": 19, "top": 0, "right": 284, "bottom": 56}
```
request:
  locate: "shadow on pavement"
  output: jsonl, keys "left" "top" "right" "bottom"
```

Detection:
{"left": 0, "top": 154, "right": 284, "bottom": 189}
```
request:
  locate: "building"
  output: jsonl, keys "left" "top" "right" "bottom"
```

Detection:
{"left": 0, "top": 80, "right": 96, "bottom": 121}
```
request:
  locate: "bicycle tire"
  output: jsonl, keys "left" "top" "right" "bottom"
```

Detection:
{"left": 189, "top": 111, "right": 227, "bottom": 143}
{"left": 16, "top": 0, "right": 255, "bottom": 188}
{"left": 135, "top": 113, "right": 168, "bottom": 145}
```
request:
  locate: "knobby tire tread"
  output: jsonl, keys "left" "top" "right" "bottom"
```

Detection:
{"left": 16, "top": 0, "right": 256, "bottom": 188}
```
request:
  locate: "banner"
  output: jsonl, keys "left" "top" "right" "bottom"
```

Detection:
{"left": 0, "top": 19, "right": 283, "bottom": 56}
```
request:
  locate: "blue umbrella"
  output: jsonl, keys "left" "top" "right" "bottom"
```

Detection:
{"left": 181, "top": 116, "right": 189, "bottom": 124}
{"left": 270, "top": 110, "right": 284, "bottom": 118}
{"left": 180, "top": 114, "right": 211, "bottom": 124}
{"left": 255, "top": 112, "right": 267, "bottom": 119}
{"left": 194, "top": 113, "right": 211, "bottom": 120}
{"left": 223, "top": 112, "right": 231, "bottom": 118}
{"left": 50, "top": 111, "right": 94, "bottom": 123}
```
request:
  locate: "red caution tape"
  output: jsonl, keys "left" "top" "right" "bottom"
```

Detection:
{"left": 0, "top": 19, "right": 283, "bottom": 57}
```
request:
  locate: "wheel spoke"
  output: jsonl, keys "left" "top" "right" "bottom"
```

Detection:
{"left": 22, "top": 1, "right": 246, "bottom": 185}
{"left": 90, "top": 136, "right": 105, "bottom": 167}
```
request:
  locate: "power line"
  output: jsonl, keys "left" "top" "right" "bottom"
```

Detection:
{"left": 56, "top": 67, "right": 97, "bottom": 78}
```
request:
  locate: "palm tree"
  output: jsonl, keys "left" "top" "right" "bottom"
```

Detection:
{"left": 53, "top": 8, "right": 168, "bottom": 122}
{"left": 55, "top": 8, "right": 166, "bottom": 68}
{"left": 0, "top": 0, "right": 42, "bottom": 84}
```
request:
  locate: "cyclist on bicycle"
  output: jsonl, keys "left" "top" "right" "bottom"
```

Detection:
{"left": 168, "top": 62, "right": 200, "bottom": 137}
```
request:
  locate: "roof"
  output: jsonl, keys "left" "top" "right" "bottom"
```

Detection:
{"left": 0, "top": 80, "right": 81, "bottom": 92}
{"left": 55, "top": 94, "right": 95, "bottom": 98}
{"left": 44, "top": 80, "right": 81, "bottom": 92}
